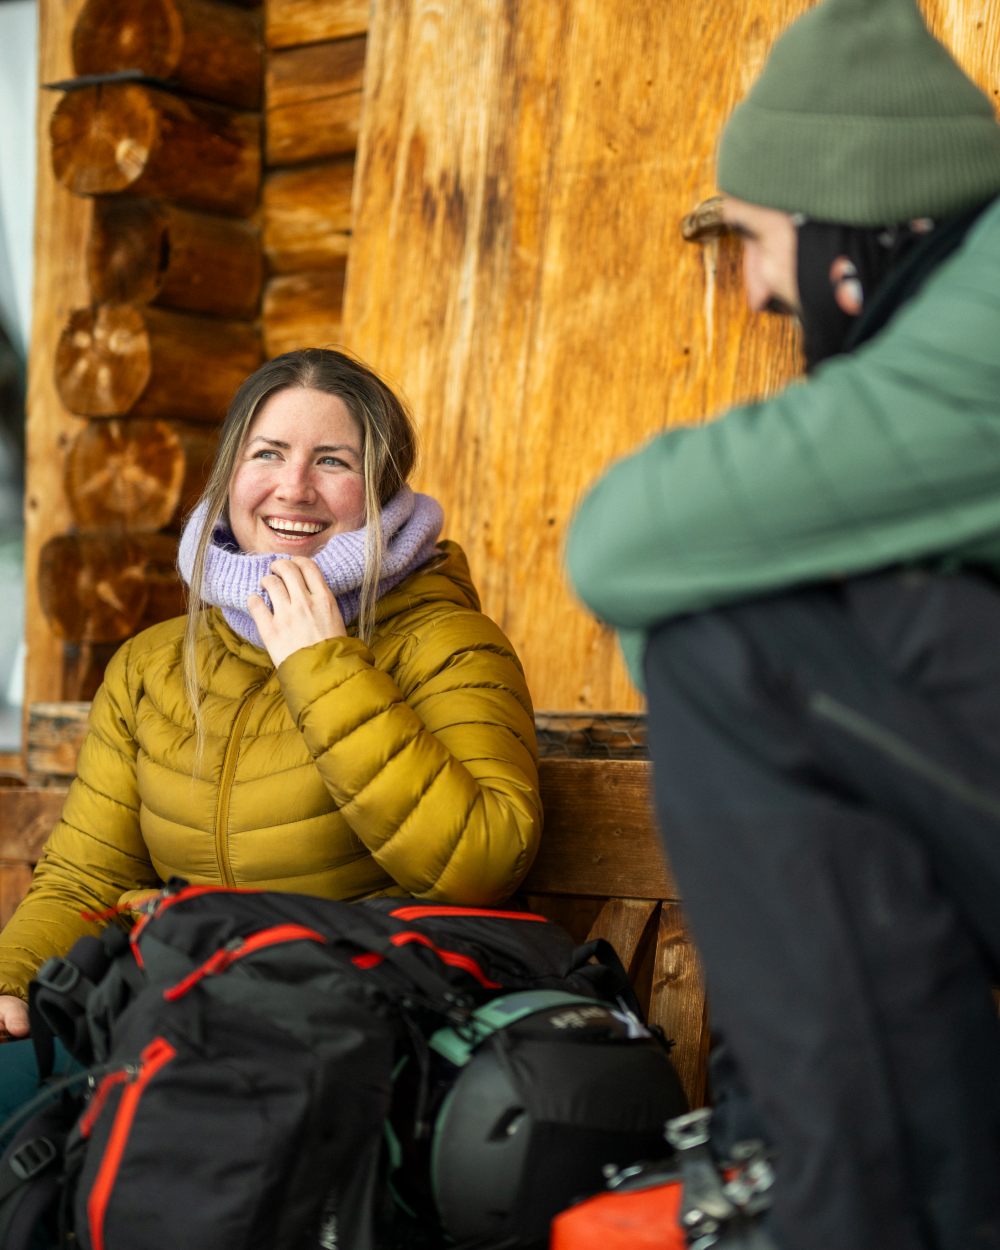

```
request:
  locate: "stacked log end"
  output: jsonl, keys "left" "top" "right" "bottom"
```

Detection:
{"left": 42, "top": 0, "right": 266, "bottom": 697}
{"left": 55, "top": 303, "right": 259, "bottom": 422}
{"left": 39, "top": 531, "right": 187, "bottom": 647}
{"left": 72, "top": 0, "right": 263, "bottom": 109}
{"left": 262, "top": 0, "right": 367, "bottom": 357}
{"left": 51, "top": 83, "right": 260, "bottom": 215}
{"left": 88, "top": 199, "right": 261, "bottom": 318}
{"left": 65, "top": 419, "right": 218, "bottom": 532}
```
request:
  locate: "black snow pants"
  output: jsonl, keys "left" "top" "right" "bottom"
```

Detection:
{"left": 643, "top": 568, "right": 1000, "bottom": 1250}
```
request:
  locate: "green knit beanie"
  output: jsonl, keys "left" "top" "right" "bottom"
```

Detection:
{"left": 717, "top": 0, "right": 1000, "bottom": 225}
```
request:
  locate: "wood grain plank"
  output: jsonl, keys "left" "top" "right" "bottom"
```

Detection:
{"left": 266, "top": 37, "right": 365, "bottom": 165}
{"left": 525, "top": 759, "right": 675, "bottom": 898}
{"left": 0, "top": 788, "right": 66, "bottom": 862}
{"left": 648, "top": 902, "right": 709, "bottom": 1107}
{"left": 26, "top": 703, "right": 90, "bottom": 782}
{"left": 585, "top": 897, "right": 657, "bottom": 978}
{"left": 263, "top": 158, "right": 355, "bottom": 273}
{"left": 266, "top": 0, "right": 369, "bottom": 50}
{"left": 262, "top": 266, "right": 346, "bottom": 357}
{"left": 25, "top": 0, "right": 92, "bottom": 711}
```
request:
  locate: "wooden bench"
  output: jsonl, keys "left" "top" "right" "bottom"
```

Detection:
{"left": 0, "top": 707, "right": 710, "bottom": 1104}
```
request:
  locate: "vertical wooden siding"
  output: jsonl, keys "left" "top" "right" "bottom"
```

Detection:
{"left": 24, "top": 0, "right": 91, "bottom": 717}
{"left": 342, "top": 0, "right": 1000, "bottom": 712}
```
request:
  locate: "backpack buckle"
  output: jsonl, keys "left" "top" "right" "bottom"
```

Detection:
{"left": 35, "top": 957, "right": 82, "bottom": 995}
{"left": 665, "top": 1110, "right": 738, "bottom": 1245}
{"left": 665, "top": 1107, "right": 713, "bottom": 1151}
{"left": 10, "top": 1135, "right": 58, "bottom": 1180}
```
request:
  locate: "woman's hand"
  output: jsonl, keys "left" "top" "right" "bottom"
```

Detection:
{"left": 247, "top": 557, "right": 347, "bottom": 668}
{"left": 0, "top": 994, "right": 29, "bottom": 1041}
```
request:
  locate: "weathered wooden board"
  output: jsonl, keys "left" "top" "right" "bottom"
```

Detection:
{"left": 341, "top": 0, "right": 807, "bottom": 712}
{"left": 649, "top": 902, "right": 710, "bottom": 1106}
{"left": 585, "top": 897, "right": 658, "bottom": 978}
{"left": 262, "top": 267, "right": 346, "bottom": 357}
{"left": 263, "top": 158, "right": 355, "bottom": 273}
{"left": 0, "top": 790, "right": 63, "bottom": 860}
{"left": 266, "top": 0, "right": 368, "bottom": 50}
{"left": 26, "top": 703, "right": 90, "bottom": 783}
{"left": 922, "top": 0, "right": 1000, "bottom": 85}
{"left": 341, "top": 0, "right": 1000, "bottom": 712}
{"left": 527, "top": 759, "right": 675, "bottom": 898}
{"left": 25, "top": 0, "right": 92, "bottom": 714}
{"left": 266, "top": 36, "right": 366, "bottom": 165}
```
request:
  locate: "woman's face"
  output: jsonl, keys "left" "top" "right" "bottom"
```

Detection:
{"left": 228, "top": 386, "right": 367, "bottom": 557}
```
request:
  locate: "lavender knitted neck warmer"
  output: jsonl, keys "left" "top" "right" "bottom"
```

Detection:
{"left": 177, "top": 486, "right": 444, "bottom": 648}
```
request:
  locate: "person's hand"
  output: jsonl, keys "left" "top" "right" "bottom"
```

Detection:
{"left": 247, "top": 557, "right": 347, "bottom": 668}
{"left": 0, "top": 994, "right": 29, "bottom": 1041}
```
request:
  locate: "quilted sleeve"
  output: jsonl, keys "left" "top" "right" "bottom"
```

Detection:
{"left": 0, "top": 640, "right": 159, "bottom": 998}
{"left": 277, "top": 610, "right": 541, "bottom": 904}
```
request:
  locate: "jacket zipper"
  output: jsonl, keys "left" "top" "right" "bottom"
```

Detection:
{"left": 214, "top": 688, "right": 260, "bottom": 887}
{"left": 163, "top": 924, "right": 329, "bottom": 1000}
{"left": 86, "top": 1037, "right": 176, "bottom": 1250}
{"left": 810, "top": 691, "right": 1000, "bottom": 820}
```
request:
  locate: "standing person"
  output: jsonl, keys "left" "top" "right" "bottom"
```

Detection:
{"left": 0, "top": 347, "right": 541, "bottom": 1109}
{"left": 567, "top": 1, "right": 1000, "bottom": 1247}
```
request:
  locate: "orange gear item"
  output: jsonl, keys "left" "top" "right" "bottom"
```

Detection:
{"left": 550, "top": 1176, "right": 687, "bottom": 1249}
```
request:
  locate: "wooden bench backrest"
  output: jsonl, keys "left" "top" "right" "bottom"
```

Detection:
{"left": 0, "top": 709, "right": 709, "bottom": 1103}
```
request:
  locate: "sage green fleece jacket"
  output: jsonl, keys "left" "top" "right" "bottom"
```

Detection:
{"left": 566, "top": 196, "right": 1000, "bottom": 684}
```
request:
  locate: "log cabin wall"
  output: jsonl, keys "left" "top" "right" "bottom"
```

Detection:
{"left": 22, "top": 0, "right": 1000, "bottom": 726}
{"left": 339, "top": 0, "right": 1000, "bottom": 713}
{"left": 25, "top": 0, "right": 264, "bottom": 713}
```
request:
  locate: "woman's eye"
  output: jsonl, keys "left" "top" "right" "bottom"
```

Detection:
{"left": 253, "top": 449, "right": 278, "bottom": 461}
{"left": 319, "top": 455, "right": 348, "bottom": 468}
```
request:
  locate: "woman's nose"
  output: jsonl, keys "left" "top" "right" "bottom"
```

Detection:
{"left": 274, "top": 460, "right": 316, "bottom": 501}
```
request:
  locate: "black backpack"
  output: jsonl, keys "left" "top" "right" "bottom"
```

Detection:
{"left": 0, "top": 882, "right": 687, "bottom": 1250}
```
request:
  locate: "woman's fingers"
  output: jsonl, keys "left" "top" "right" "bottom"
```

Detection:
{"left": 265, "top": 557, "right": 328, "bottom": 598}
{"left": 247, "top": 559, "right": 347, "bottom": 667}
{"left": 0, "top": 994, "right": 29, "bottom": 1040}
{"left": 260, "top": 570, "right": 293, "bottom": 606}
{"left": 290, "top": 557, "right": 330, "bottom": 597}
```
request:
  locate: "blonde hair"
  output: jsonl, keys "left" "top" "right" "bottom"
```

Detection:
{"left": 182, "top": 348, "right": 417, "bottom": 731}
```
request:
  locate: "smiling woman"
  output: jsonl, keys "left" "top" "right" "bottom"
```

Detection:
{"left": 0, "top": 348, "right": 542, "bottom": 1103}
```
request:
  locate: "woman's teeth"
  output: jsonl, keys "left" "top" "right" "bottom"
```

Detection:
{"left": 265, "top": 518, "right": 326, "bottom": 535}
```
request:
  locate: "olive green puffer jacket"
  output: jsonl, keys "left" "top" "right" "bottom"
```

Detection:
{"left": 0, "top": 542, "right": 541, "bottom": 998}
